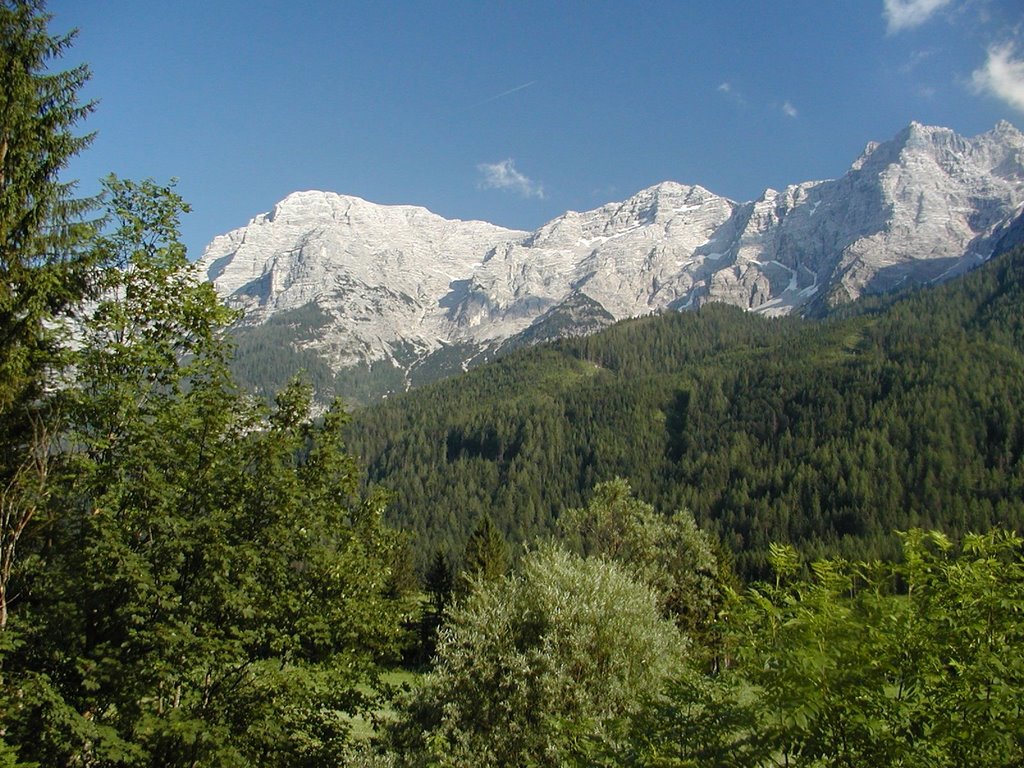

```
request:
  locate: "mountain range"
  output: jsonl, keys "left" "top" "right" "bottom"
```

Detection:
{"left": 200, "top": 121, "right": 1024, "bottom": 403}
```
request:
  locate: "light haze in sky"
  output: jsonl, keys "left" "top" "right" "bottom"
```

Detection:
{"left": 48, "top": 0, "right": 1024, "bottom": 259}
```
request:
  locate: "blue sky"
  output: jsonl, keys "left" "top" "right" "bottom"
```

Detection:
{"left": 48, "top": 0, "right": 1024, "bottom": 259}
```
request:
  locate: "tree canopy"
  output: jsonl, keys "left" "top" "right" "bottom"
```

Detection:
{"left": 3, "top": 5, "right": 1024, "bottom": 766}
{"left": 387, "top": 544, "right": 685, "bottom": 767}
{"left": 0, "top": 173, "right": 410, "bottom": 767}
{"left": 613, "top": 529, "right": 1024, "bottom": 767}
{"left": 0, "top": 0, "right": 98, "bottom": 632}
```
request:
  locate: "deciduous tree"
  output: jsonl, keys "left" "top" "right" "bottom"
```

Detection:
{"left": 388, "top": 544, "right": 685, "bottom": 767}
{"left": 618, "top": 529, "right": 1024, "bottom": 767}
{"left": 562, "top": 478, "right": 725, "bottom": 638}
{"left": 2, "top": 178, "right": 408, "bottom": 767}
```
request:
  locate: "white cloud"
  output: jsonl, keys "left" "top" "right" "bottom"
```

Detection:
{"left": 972, "top": 42, "right": 1024, "bottom": 112}
{"left": 782, "top": 101, "right": 799, "bottom": 118}
{"left": 716, "top": 81, "right": 747, "bottom": 107}
{"left": 477, "top": 159, "right": 545, "bottom": 199}
{"left": 883, "top": 0, "right": 953, "bottom": 33}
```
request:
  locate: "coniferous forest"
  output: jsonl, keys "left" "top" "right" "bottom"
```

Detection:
{"left": 2, "top": 4, "right": 1023, "bottom": 766}
{"left": 348, "top": 246, "right": 1024, "bottom": 578}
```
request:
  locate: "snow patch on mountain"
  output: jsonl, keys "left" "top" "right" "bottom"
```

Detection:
{"left": 200, "top": 121, "right": 1024, "bottom": 400}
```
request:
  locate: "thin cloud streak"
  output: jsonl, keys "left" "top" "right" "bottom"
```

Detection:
{"left": 899, "top": 48, "right": 937, "bottom": 74}
{"left": 477, "top": 158, "right": 545, "bottom": 199}
{"left": 716, "top": 81, "right": 747, "bottom": 107}
{"left": 473, "top": 81, "right": 537, "bottom": 107}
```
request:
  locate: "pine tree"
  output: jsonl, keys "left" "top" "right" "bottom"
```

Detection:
{"left": 425, "top": 548, "right": 454, "bottom": 617}
{"left": 0, "top": 0, "right": 97, "bottom": 630}
{"left": 456, "top": 513, "right": 507, "bottom": 596}
{"left": 416, "top": 548, "right": 454, "bottom": 664}
{"left": 0, "top": 0, "right": 96, "bottom": 415}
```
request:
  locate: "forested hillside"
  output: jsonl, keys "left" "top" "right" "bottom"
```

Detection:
{"left": 348, "top": 244, "right": 1024, "bottom": 576}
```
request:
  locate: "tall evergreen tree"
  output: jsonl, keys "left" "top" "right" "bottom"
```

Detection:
{"left": 416, "top": 548, "right": 454, "bottom": 664}
{"left": 425, "top": 549, "right": 454, "bottom": 618}
{"left": 456, "top": 513, "right": 507, "bottom": 596}
{"left": 0, "top": 0, "right": 96, "bottom": 415}
{"left": 0, "top": 0, "right": 97, "bottom": 630}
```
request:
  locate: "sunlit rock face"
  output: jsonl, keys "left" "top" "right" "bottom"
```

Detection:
{"left": 200, "top": 121, "right": 1024, "bottom": 392}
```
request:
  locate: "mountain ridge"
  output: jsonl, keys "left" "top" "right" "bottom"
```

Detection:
{"left": 201, "top": 121, "right": 1024, "bottom": 403}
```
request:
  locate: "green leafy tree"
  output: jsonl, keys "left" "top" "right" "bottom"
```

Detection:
{"left": 388, "top": 544, "right": 685, "bottom": 767}
{"left": 562, "top": 478, "right": 725, "bottom": 639}
{"left": 1, "top": 178, "right": 407, "bottom": 767}
{"left": 619, "top": 529, "right": 1024, "bottom": 767}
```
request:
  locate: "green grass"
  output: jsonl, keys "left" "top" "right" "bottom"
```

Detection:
{"left": 347, "top": 668, "right": 422, "bottom": 741}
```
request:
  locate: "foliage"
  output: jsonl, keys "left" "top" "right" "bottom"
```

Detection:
{"left": 616, "top": 529, "right": 1024, "bottom": 767}
{"left": 561, "top": 477, "right": 724, "bottom": 638}
{"left": 424, "top": 549, "right": 453, "bottom": 618}
{"left": 227, "top": 301, "right": 344, "bottom": 406}
{"left": 455, "top": 513, "right": 508, "bottom": 597}
{"left": 228, "top": 304, "right": 441, "bottom": 408}
{"left": 413, "top": 548, "right": 454, "bottom": 666}
{"left": 0, "top": 0, "right": 96, "bottom": 408}
{"left": 0, "top": 0, "right": 97, "bottom": 631}
{"left": 4, "top": 8, "right": 1024, "bottom": 767}
{"left": 0, "top": 178, "right": 409, "bottom": 767}
{"left": 387, "top": 544, "right": 686, "bottom": 767}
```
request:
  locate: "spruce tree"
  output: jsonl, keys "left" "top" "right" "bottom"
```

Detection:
{"left": 0, "top": 0, "right": 96, "bottom": 414}
{"left": 0, "top": 0, "right": 96, "bottom": 629}
{"left": 457, "top": 513, "right": 507, "bottom": 596}
{"left": 417, "top": 548, "right": 454, "bottom": 663}
{"left": 425, "top": 548, "right": 454, "bottom": 617}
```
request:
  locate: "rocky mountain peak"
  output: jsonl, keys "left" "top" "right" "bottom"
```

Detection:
{"left": 612, "top": 181, "right": 721, "bottom": 225}
{"left": 202, "top": 121, "right": 1024, "bottom": 403}
{"left": 992, "top": 119, "right": 1022, "bottom": 138}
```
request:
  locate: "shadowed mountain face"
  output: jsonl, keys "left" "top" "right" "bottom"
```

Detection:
{"left": 201, "top": 121, "right": 1024, "bottom": 403}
